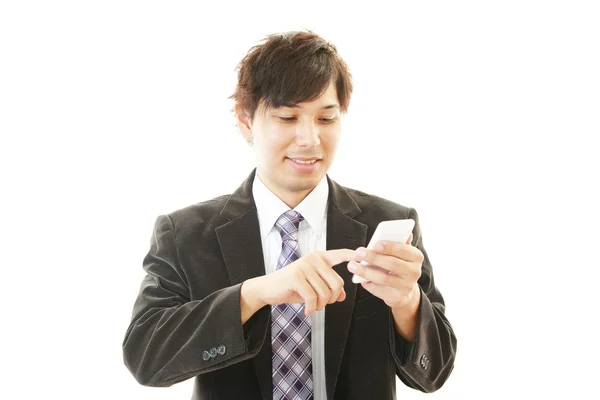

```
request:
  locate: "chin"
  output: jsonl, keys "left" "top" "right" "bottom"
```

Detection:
{"left": 285, "top": 174, "right": 323, "bottom": 191}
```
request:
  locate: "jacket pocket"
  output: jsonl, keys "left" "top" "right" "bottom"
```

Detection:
{"left": 353, "top": 295, "right": 386, "bottom": 320}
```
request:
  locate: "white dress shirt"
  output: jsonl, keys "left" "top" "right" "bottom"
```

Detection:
{"left": 252, "top": 171, "right": 329, "bottom": 400}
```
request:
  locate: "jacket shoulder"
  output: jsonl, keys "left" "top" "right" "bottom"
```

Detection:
{"left": 162, "top": 194, "right": 232, "bottom": 240}
{"left": 341, "top": 185, "right": 413, "bottom": 221}
{"left": 168, "top": 194, "right": 230, "bottom": 221}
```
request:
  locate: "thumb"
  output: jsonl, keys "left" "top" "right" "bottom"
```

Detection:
{"left": 406, "top": 232, "right": 414, "bottom": 245}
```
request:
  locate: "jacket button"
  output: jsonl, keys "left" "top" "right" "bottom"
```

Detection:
{"left": 420, "top": 354, "right": 429, "bottom": 370}
{"left": 217, "top": 345, "right": 227, "bottom": 355}
{"left": 209, "top": 347, "right": 218, "bottom": 358}
{"left": 202, "top": 351, "right": 211, "bottom": 361}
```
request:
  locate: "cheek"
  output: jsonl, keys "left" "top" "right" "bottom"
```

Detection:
{"left": 263, "top": 125, "right": 294, "bottom": 153}
{"left": 322, "top": 131, "right": 341, "bottom": 154}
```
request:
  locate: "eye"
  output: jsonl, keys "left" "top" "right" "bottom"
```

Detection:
{"left": 276, "top": 116, "right": 336, "bottom": 124}
{"left": 278, "top": 117, "right": 296, "bottom": 122}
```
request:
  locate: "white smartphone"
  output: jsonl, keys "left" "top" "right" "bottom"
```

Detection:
{"left": 352, "top": 219, "right": 416, "bottom": 284}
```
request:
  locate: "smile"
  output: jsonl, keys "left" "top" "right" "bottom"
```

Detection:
{"left": 290, "top": 159, "right": 318, "bottom": 165}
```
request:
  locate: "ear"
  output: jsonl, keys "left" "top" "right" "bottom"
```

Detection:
{"left": 234, "top": 103, "right": 253, "bottom": 142}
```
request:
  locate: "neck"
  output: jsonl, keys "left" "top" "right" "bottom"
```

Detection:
{"left": 279, "top": 192, "right": 310, "bottom": 210}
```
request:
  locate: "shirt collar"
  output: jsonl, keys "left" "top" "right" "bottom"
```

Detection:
{"left": 252, "top": 171, "right": 329, "bottom": 241}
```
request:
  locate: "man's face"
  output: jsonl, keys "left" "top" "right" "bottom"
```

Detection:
{"left": 237, "top": 82, "right": 342, "bottom": 207}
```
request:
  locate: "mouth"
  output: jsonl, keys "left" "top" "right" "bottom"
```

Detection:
{"left": 287, "top": 157, "right": 321, "bottom": 165}
{"left": 286, "top": 157, "right": 322, "bottom": 172}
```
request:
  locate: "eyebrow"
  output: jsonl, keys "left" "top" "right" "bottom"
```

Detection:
{"left": 281, "top": 102, "right": 339, "bottom": 110}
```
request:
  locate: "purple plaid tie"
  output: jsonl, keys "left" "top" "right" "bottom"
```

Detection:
{"left": 271, "top": 210, "right": 313, "bottom": 400}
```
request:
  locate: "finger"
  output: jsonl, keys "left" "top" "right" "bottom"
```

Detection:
{"left": 314, "top": 259, "right": 346, "bottom": 304}
{"left": 348, "top": 260, "right": 403, "bottom": 287}
{"left": 337, "top": 287, "right": 346, "bottom": 302}
{"left": 295, "top": 278, "right": 318, "bottom": 316}
{"left": 360, "top": 281, "right": 409, "bottom": 302}
{"left": 321, "top": 249, "right": 361, "bottom": 267}
{"left": 303, "top": 267, "right": 333, "bottom": 311}
{"left": 369, "top": 241, "right": 424, "bottom": 264}
{"left": 356, "top": 248, "right": 408, "bottom": 276}
{"left": 406, "top": 232, "right": 414, "bottom": 245}
{"left": 358, "top": 247, "right": 422, "bottom": 281}
{"left": 361, "top": 281, "right": 420, "bottom": 309}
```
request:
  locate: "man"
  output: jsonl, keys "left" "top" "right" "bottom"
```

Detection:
{"left": 123, "top": 30, "right": 457, "bottom": 400}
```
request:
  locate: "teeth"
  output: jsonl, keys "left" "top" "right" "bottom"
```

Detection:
{"left": 292, "top": 159, "right": 317, "bottom": 165}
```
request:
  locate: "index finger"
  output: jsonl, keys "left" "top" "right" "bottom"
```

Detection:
{"left": 320, "top": 249, "right": 361, "bottom": 267}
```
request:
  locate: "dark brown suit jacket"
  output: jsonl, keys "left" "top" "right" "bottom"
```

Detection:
{"left": 122, "top": 170, "right": 457, "bottom": 399}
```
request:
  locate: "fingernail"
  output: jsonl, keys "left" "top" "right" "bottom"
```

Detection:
{"left": 374, "top": 243, "right": 384, "bottom": 252}
{"left": 356, "top": 248, "right": 366, "bottom": 257}
{"left": 348, "top": 261, "right": 357, "bottom": 272}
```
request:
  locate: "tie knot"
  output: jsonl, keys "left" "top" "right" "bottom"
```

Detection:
{"left": 275, "top": 210, "right": 304, "bottom": 242}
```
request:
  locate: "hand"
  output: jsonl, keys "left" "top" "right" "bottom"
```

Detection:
{"left": 252, "top": 249, "right": 360, "bottom": 316}
{"left": 347, "top": 233, "right": 423, "bottom": 310}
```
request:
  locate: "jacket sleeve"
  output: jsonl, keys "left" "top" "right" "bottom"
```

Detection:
{"left": 122, "top": 215, "right": 270, "bottom": 387}
{"left": 389, "top": 207, "right": 457, "bottom": 392}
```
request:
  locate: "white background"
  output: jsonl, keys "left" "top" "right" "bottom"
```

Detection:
{"left": 1, "top": 1, "right": 599, "bottom": 399}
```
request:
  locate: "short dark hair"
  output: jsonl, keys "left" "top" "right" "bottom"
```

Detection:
{"left": 230, "top": 30, "right": 353, "bottom": 121}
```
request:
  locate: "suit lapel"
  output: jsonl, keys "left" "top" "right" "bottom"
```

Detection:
{"left": 324, "top": 177, "right": 367, "bottom": 399}
{"left": 216, "top": 169, "right": 264, "bottom": 287}
{"left": 215, "top": 170, "right": 272, "bottom": 400}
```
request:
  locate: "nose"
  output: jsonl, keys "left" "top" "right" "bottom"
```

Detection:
{"left": 295, "top": 120, "right": 321, "bottom": 147}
